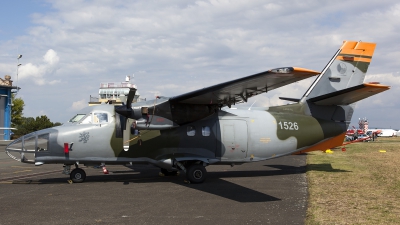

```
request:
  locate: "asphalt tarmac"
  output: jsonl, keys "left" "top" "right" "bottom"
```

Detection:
{"left": 0, "top": 144, "right": 308, "bottom": 225}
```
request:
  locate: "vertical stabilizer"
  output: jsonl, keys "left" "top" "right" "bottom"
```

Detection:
{"left": 303, "top": 41, "right": 376, "bottom": 99}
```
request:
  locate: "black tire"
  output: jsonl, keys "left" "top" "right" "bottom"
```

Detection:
{"left": 161, "top": 168, "right": 179, "bottom": 176}
{"left": 70, "top": 168, "right": 86, "bottom": 183}
{"left": 186, "top": 164, "right": 206, "bottom": 184}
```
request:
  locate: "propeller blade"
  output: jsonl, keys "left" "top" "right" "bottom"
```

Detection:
{"left": 115, "top": 107, "right": 130, "bottom": 151}
{"left": 126, "top": 88, "right": 137, "bottom": 108}
{"left": 115, "top": 110, "right": 128, "bottom": 138}
{"left": 121, "top": 115, "right": 127, "bottom": 131}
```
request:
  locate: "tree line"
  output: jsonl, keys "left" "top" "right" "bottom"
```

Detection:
{"left": 11, "top": 95, "right": 62, "bottom": 139}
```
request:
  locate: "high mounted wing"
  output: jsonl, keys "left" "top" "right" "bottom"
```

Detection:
{"left": 170, "top": 67, "right": 319, "bottom": 107}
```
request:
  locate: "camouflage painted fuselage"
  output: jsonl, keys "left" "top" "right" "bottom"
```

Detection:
{"left": 6, "top": 102, "right": 347, "bottom": 170}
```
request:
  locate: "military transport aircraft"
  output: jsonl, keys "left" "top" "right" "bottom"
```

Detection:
{"left": 5, "top": 40, "right": 389, "bottom": 184}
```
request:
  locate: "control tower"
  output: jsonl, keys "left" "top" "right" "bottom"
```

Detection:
{"left": 0, "top": 75, "right": 18, "bottom": 140}
{"left": 89, "top": 76, "right": 141, "bottom": 106}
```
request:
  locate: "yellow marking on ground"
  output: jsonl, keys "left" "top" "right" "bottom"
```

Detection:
{"left": 1, "top": 170, "right": 32, "bottom": 175}
{"left": 11, "top": 166, "right": 36, "bottom": 169}
{"left": 260, "top": 137, "right": 271, "bottom": 143}
{"left": 14, "top": 170, "right": 32, "bottom": 174}
{"left": 379, "top": 150, "right": 386, "bottom": 153}
{"left": 12, "top": 180, "right": 43, "bottom": 184}
{"left": 0, "top": 181, "right": 13, "bottom": 184}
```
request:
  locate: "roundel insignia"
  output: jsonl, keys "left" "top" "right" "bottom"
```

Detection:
{"left": 337, "top": 62, "right": 347, "bottom": 74}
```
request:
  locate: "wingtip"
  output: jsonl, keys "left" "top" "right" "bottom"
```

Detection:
{"left": 292, "top": 67, "right": 320, "bottom": 75}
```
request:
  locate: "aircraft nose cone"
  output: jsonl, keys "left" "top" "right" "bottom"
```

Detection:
{"left": 5, "top": 137, "right": 23, "bottom": 162}
{"left": 5, "top": 133, "right": 36, "bottom": 162}
{"left": 5, "top": 132, "right": 51, "bottom": 163}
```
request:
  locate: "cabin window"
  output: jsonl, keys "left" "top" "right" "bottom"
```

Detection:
{"left": 37, "top": 133, "right": 49, "bottom": 151}
{"left": 187, "top": 126, "right": 196, "bottom": 136}
{"left": 202, "top": 126, "right": 211, "bottom": 136}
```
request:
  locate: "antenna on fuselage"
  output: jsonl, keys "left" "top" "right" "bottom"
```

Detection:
{"left": 248, "top": 100, "right": 257, "bottom": 110}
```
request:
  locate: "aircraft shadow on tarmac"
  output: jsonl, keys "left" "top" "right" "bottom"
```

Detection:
{"left": 305, "top": 163, "right": 351, "bottom": 173}
{"left": 10, "top": 163, "right": 350, "bottom": 202}
{"left": 9, "top": 163, "right": 330, "bottom": 203}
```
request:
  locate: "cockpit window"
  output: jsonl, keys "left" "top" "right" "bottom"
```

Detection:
{"left": 79, "top": 112, "right": 109, "bottom": 124}
{"left": 69, "top": 114, "right": 86, "bottom": 123}
{"left": 80, "top": 114, "right": 92, "bottom": 124}
{"left": 93, "top": 112, "right": 108, "bottom": 124}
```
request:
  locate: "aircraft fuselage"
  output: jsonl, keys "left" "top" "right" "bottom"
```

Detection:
{"left": 6, "top": 104, "right": 345, "bottom": 171}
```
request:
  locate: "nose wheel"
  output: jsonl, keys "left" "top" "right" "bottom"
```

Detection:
{"left": 70, "top": 168, "right": 86, "bottom": 183}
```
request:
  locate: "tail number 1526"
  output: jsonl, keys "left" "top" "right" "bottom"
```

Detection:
{"left": 278, "top": 121, "right": 299, "bottom": 130}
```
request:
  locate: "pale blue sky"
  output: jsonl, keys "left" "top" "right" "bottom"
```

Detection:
{"left": 0, "top": 0, "right": 52, "bottom": 40}
{"left": 0, "top": 0, "right": 399, "bottom": 129}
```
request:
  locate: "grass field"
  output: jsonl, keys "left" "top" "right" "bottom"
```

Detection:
{"left": 306, "top": 137, "right": 400, "bottom": 225}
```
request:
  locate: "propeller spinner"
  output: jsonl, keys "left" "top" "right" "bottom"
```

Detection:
{"left": 115, "top": 88, "right": 137, "bottom": 118}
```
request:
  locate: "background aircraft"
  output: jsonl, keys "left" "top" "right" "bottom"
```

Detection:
{"left": 5, "top": 40, "right": 389, "bottom": 183}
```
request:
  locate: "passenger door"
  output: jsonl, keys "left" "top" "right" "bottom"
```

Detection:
{"left": 219, "top": 120, "right": 248, "bottom": 161}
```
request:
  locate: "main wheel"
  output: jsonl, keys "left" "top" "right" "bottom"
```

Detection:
{"left": 70, "top": 168, "right": 86, "bottom": 183}
{"left": 186, "top": 164, "right": 206, "bottom": 184}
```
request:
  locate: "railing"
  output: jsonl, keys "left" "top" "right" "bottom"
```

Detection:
{"left": 90, "top": 95, "right": 99, "bottom": 102}
{"left": 100, "top": 82, "right": 136, "bottom": 88}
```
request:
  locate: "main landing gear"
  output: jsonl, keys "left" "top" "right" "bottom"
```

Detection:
{"left": 186, "top": 164, "right": 206, "bottom": 184}
{"left": 170, "top": 161, "right": 208, "bottom": 184}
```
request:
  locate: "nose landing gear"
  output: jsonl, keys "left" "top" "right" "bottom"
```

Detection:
{"left": 70, "top": 168, "right": 86, "bottom": 183}
{"left": 63, "top": 164, "right": 87, "bottom": 183}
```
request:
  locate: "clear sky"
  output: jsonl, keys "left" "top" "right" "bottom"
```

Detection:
{"left": 0, "top": 0, "right": 399, "bottom": 129}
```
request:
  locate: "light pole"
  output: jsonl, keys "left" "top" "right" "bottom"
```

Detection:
{"left": 15, "top": 54, "right": 22, "bottom": 96}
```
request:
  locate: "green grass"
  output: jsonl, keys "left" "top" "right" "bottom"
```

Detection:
{"left": 306, "top": 137, "right": 400, "bottom": 225}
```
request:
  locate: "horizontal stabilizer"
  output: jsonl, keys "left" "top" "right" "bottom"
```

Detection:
{"left": 309, "top": 83, "right": 390, "bottom": 105}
